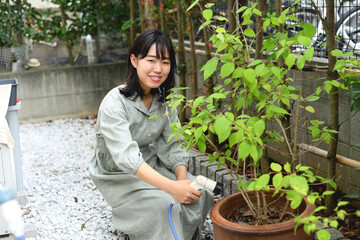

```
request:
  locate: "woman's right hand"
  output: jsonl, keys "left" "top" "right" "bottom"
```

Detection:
{"left": 167, "top": 179, "right": 202, "bottom": 204}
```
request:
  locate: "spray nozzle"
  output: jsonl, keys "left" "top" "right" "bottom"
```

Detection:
{"left": 190, "top": 175, "right": 223, "bottom": 195}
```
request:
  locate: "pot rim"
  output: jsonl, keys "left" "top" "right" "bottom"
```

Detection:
{"left": 210, "top": 189, "right": 316, "bottom": 234}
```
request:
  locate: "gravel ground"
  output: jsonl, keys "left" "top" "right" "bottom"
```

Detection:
{"left": 19, "top": 118, "right": 214, "bottom": 240}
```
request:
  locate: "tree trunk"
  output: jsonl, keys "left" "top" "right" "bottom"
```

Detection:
{"left": 15, "top": 0, "right": 23, "bottom": 45}
{"left": 254, "top": 0, "right": 270, "bottom": 174}
{"left": 275, "top": 0, "right": 292, "bottom": 166}
{"left": 324, "top": 0, "right": 340, "bottom": 216}
{"left": 175, "top": 0, "right": 187, "bottom": 123}
{"left": 186, "top": 0, "right": 198, "bottom": 99}
{"left": 144, "top": 0, "right": 154, "bottom": 30}
{"left": 130, "top": 0, "right": 136, "bottom": 46}
{"left": 227, "top": 0, "right": 237, "bottom": 34}
{"left": 159, "top": 0, "right": 166, "bottom": 32}
{"left": 255, "top": 0, "right": 266, "bottom": 60}
{"left": 139, "top": 0, "right": 145, "bottom": 32}
{"left": 199, "top": 0, "right": 215, "bottom": 144}
{"left": 60, "top": 5, "right": 75, "bottom": 66}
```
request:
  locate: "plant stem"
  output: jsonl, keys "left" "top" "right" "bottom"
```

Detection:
{"left": 292, "top": 89, "right": 302, "bottom": 169}
{"left": 277, "top": 199, "right": 290, "bottom": 223}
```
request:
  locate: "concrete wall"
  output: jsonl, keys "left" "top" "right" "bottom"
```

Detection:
{"left": 0, "top": 62, "right": 126, "bottom": 122}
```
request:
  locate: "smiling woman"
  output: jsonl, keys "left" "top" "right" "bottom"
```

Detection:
{"left": 129, "top": 44, "right": 171, "bottom": 99}
{"left": 89, "top": 29, "right": 214, "bottom": 240}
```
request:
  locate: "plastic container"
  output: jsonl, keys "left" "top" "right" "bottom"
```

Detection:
{"left": 0, "top": 79, "right": 18, "bottom": 106}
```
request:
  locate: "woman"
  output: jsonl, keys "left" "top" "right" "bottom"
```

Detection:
{"left": 89, "top": 29, "right": 213, "bottom": 240}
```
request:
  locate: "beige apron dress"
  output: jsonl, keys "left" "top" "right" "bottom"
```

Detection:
{"left": 89, "top": 87, "right": 213, "bottom": 240}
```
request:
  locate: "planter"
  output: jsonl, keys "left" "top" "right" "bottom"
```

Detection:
{"left": 210, "top": 189, "right": 316, "bottom": 240}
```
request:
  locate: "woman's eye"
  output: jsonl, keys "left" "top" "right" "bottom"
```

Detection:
{"left": 163, "top": 61, "right": 170, "bottom": 65}
{"left": 148, "top": 59, "right": 155, "bottom": 63}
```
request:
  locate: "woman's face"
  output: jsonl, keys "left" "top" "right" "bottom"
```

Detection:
{"left": 130, "top": 44, "right": 171, "bottom": 95}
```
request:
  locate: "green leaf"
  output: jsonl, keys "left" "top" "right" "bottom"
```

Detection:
{"left": 250, "top": 144, "right": 259, "bottom": 162}
{"left": 334, "top": 59, "right": 345, "bottom": 71}
{"left": 285, "top": 54, "right": 296, "bottom": 69}
{"left": 307, "top": 194, "right": 317, "bottom": 205}
{"left": 186, "top": 0, "right": 199, "bottom": 12}
{"left": 197, "top": 136, "right": 206, "bottom": 153}
{"left": 201, "top": 57, "right": 219, "bottom": 80}
{"left": 304, "top": 47, "right": 314, "bottom": 61}
{"left": 271, "top": 162, "right": 282, "bottom": 172}
{"left": 203, "top": 9, "right": 213, "bottom": 21}
{"left": 284, "top": 162, "right": 291, "bottom": 173}
{"left": 272, "top": 173, "right": 283, "bottom": 189}
{"left": 248, "top": 59, "right": 263, "bottom": 67}
{"left": 303, "top": 23, "right": 317, "bottom": 38}
{"left": 255, "top": 174, "right": 270, "bottom": 190}
{"left": 316, "top": 229, "right": 331, "bottom": 240}
{"left": 342, "top": 194, "right": 359, "bottom": 199}
{"left": 331, "top": 49, "right": 343, "bottom": 57}
{"left": 229, "top": 130, "right": 245, "bottom": 147}
{"left": 268, "top": 105, "right": 289, "bottom": 115}
{"left": 298, "top": 36, "right": 312, "bottom": 47}
{"left": 254, "top": 119, "right": 265, "bottom": 136}
{"left": 305, "top": 106, "right": 315, "bottom": 113}
{"left": 191, "top": 96, "right": 205, "bottom": 115}
{"left": 286, "top": 190, "right": 303, "bottom": 209}
{"left": 236, "top": 5, "right": 248, "bottom": 13}
{"left": 316, "top": 86, "right": 322, "bottom": 95}
{"left": 329, "top": 220, "right": 338, "bottom": 229}
{"left": 214, "top": 116, "right": 232, "bottom": 143}
{"left": 244, "top": 28, "right": 256, "bottom": 37}
{"left": 232, "top": 67, "right": 243, "bottom": 78}
{"left": 337, "top": 201, "right": 349, "bottom": 207}
{"left": 148, "top": 115, "right": 160, "bottom": 119}
{"left": 297, "top": 55, "right": 306, "bottom": 70}
{"left": 356, "top": 210, "right": 360, "bottom": 217}
{"left": 194, "top": 127, "right": 203, "bottom": 141}
{"left": 221, "top": 61, "right": 235, "bottom": 78}
{"left": 306, "top": 96, "right": 320, "bottom": 102}
{"left": 238, "top": 140, "right": 251, "bottom": 160}
{"left": 243, "top": 68, "right": 256, "bottom": 83}
{"left": 290, "top": 175, "right": 309, "bottom": 195}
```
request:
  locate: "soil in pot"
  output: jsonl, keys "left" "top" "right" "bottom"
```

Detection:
{"left": 225, "top": 202, "right": 296, "bottom": 225}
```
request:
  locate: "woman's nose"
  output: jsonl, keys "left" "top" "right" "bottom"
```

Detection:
{"left": 153, "top": 61, "right": 161, "bottom": 72}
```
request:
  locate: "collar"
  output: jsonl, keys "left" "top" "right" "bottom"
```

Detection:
{"left": 133, "top": 93, "right": 162, "bottom": 116}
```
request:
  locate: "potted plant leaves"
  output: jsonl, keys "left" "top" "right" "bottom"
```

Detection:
{"left": 164, "top": 1, "right": 356, "bottom": 240}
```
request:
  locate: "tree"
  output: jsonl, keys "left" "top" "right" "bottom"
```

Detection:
{"left": 186, "top": 0, "right": 198, "bottom": 99}
{"left": 175, "top": 0, "right": 187, "bottom": 123}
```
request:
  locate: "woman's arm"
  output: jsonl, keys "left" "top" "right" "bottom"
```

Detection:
{"left": 135, "top": 162, "right": 201, "bottom": 204}
{"left": 174, "top": 165, "right": 187, "bottom": 180}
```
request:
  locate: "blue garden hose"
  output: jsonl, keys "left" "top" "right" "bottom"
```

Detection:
{"left": 168, "top": 202, "right": 180, "bottom": 240}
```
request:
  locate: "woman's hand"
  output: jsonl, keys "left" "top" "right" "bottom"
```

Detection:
{"left": 167, "top": 179, "right": 202, "bottom": 204}
{"left": 135, "top": 162, "right": 201, "bottom": 204}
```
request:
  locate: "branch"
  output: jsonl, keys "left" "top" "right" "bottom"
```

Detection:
{"left": 311, "top": 1, "right": 327, "bottom": 33}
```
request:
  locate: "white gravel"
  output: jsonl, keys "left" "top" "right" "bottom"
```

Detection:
{"left": 19, "top": 118, "right": 214, "bottom": 240}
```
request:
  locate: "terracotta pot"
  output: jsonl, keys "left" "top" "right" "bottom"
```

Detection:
{"left": 210, "top": 189, "right": 316, "bottom": 240}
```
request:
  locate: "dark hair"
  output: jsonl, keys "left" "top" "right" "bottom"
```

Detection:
{"left": 120, "top": 29, "right": 177, "bottom": 102}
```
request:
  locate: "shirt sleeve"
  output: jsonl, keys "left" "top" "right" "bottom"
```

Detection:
{"left": 156, "top": 107, "right": 190, "bottom": 171}
{"left": 97, "top": 100, "right": 144, "bottom": 175}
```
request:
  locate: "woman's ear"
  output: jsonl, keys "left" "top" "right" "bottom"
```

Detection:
{"left": 130, "top": 54, "right": 137, "bottom": 68}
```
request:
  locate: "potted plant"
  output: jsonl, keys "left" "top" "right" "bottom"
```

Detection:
{"left": 162, "top": 1, "right": 357, "bottom": 240}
